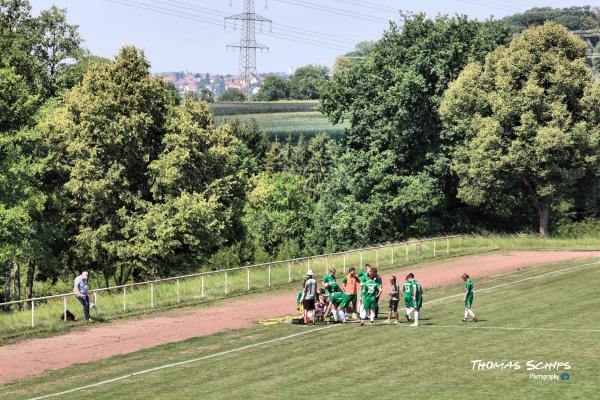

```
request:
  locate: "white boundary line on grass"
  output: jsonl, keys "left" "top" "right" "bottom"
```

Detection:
{"left": 423, "top": 325, "right": 600, "bottom": 333}
{"left": 424, "top": 260, "right": 600, "bottom": 306}
{"left": 27, "top": 325, "right": 338, "bottom": 400}
{"left": 27, "top": 258, "right": 600, "bottom": 400}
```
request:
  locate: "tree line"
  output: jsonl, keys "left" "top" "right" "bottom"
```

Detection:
{"left": 1, "top": 2, "right": 600, "bottom": 306}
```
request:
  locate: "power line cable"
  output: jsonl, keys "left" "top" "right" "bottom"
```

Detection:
{"left": 273, "top": 0, "right": 391, "bottom": 24}
{"left": 329, "top": 0, "right": 398, "bottom": 13}
{"left": 104, "top": 0, "right": 350, "bottom": 51}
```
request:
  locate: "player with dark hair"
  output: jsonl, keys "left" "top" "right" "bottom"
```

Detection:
{"left": 462, "top": 273, "right": 478, "bottom": 322}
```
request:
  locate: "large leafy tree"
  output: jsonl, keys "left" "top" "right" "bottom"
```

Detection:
{"left": 289, "top": 65, "right": 329, "bottom": 100}
{"left": 440, "top": 22, "right": 600, "bottom": 236}
{"left": 243, "top": 172, "right": 314, "bottom": 257}
{"left": 255, "top": 75, "right": 289, "bottom": 101}
{"left": 318, "top": 14, "right": 511, "bottom": 247}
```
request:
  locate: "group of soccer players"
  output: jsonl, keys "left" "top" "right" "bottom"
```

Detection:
{"left": 298, "top": 265, "right": 477, "bottom": 326}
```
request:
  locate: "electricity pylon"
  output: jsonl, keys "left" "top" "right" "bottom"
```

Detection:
{"left": 225, "top": 0, "right": 271, "bottom": 92}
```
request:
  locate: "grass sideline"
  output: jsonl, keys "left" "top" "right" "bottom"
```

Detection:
{"left": 0, "top": 237, "right": 471, "bottom": 342}
{"left": 3, "top": 256, "right": 599, "bottom": 400}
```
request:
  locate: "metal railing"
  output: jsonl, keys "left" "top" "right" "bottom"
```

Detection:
{"left": 0, "top": 235, "right": 463, "bottom": 328}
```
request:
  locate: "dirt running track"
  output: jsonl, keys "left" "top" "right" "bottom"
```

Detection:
{"left": 1, "top": 250, "right": 599, "bottom": 384}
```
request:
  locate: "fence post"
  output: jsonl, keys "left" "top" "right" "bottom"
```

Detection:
{"left": 268, "top": 265, "right": 272, "bottom": 287}
{"left": 31, "top": 300, "right": 35, "bottom": 328}
{"left": 433, "top": 240, "right": 437, "bottom": 257}
{"left": 375, "top": 248, "right": 379, "bottom": 268}
{"left": 446, "top": 238, "right": 450, "bottom": 255}
{"left": 343, "top": 254, "right": 346, "bottom": 274}
{"left": 405, "top": 243, "right": 408, "bottom": 261}
{"left": 201, "top": 275, "right": 205, "bottom": 298}
{"left": 288, "top": 262, "right": 292, "bottom": 283}
{"left": 419, "top": 241, "right": 423, "bottom": 258}
{"left": 360, "top": 251, "right": 363, "bottom": 268}
{"left": 93, "top": 291, "right": 97, "bottom": 308}
{"left": 63, "top": 295, "right": 67, "bottom": 322}
{"left": 123, "top": 287, "right": 127, "bottom": 311}
{"left": 247, "top": 268, "right": 250, "bottom": 290}
{"left": 224, "top": 272, "right": 228, "bottom": 294}
{"left": 391, "top": 246, "right": 394, "bottom": 266}
{"left": 307, "top": 259, "right": 311, "bottom": 272}
{"left": 460, "top": 236, "right": 463, "bottom": 253}
{"left": 150, "top": 283, "right": 154, "bottom": 308}
{"left": 325, "top": 256, "right": 329, "bottom": 275}
{"left": 176, "top": 279, "right": 180, "bottom": 303}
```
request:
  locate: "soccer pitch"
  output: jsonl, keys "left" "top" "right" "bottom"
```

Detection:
{"left": 3, "top": 257, "right": 600, "bottom": 400}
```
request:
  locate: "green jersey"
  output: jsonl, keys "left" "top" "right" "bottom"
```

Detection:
{"left": 403, "top": 281, "right": 412, "bottom": 299}
{"left": 324, "top": 275, "right": 336, "bottom": 284}
{"left": 361, "top": 279, "right": 381, "bottom": 299}
{"left": 465, "top": 279, "right": 474, "bottom": 295}
{"left": 411, "top": 280, "right": 423, "bottom": 300}
{"left": 325, "top": 282, "right": 343, "bottom": 295}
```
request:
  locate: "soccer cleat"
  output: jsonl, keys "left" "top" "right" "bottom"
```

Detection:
{"left": 462, "top": 318, "right": 468, "bottom": 323}
{"left": 405, "top": 315, "right": 411, "bottom": 322}
{"left": 384, "top": 319, "right": 390, "bottom": 324}
{"left": 360, "top": 320, "right": 365, "bottom": 327}
{"left": 473, "top": 318, "right": 478, "bottom": 322}
{"left": 394, "top": 320, "right": 399, "bottom": 324}
{"left": 370, "top": 321, "right": 374, "bottom": 326}
{"left": 411, "top": 322, "right": 419, "bottom": 327}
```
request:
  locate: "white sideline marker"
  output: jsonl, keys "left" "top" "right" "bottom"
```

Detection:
{"left": 423, "top": 325, "right": 600, "bottom": 333}
{"left": 27, "top": 325, "right": 338, "bottom": 400}
{"left": 28, "top": 259, "right": 600, "bottom": 400}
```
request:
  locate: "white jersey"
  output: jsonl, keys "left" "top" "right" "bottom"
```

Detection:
{"left": 303, "top": 278, "right": 317, "bottom": 300}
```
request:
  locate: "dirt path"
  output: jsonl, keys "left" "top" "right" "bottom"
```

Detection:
{"left": 1, "top": 250, "right": 598, "bottom": 384}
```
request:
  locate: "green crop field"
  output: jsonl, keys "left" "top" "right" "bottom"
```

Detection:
{"left": 210, "top": 101, "right": 319, "bottom": 116}
{"left": 4, "top": 256, "right": 600, "bottom": 400}
{"left": 216, "top": 111, "right": 349, "bottom": 142}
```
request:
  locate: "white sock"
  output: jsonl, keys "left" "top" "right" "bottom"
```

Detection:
{"left": 360, "top": 307, "right": 367, "bottom": 320}
{"left": 331, "top": 309, "right": 338, "bottom": 321}
{"left": 468, "top": 309, "right": 475, "bottom": 318}
{"left": 406, "top": 308, "right": 413, "bottom": 317}
{"left": 339, "top": 310, "right": 346, "bottom": 323}
{"left": 369, "top": 311, "right": 375, "bottom": 322}
{"left": 464, "top": 309, "right": 469, "bottom": 319}
{"left": 414, "top": 311, "right": 419, "bottom": 324}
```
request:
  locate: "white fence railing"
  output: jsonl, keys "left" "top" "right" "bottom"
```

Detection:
{"left": 0, "top": 235, "right": 463, "bottom": 328}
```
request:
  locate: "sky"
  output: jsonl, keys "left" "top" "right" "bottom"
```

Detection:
{"left": 31, "top": 0, "right": 592, "bottom": 74}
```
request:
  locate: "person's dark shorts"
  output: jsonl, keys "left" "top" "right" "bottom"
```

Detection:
{"left": 389, "top": 298, "right": 399, "bottom": 312}
{"left": 303, "top": 298, "right": 316, "bottom": 311}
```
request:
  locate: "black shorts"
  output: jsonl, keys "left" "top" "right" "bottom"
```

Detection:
{"left": 389, "top": 298, "right": 399, "bottom": 312}
{"left": 303, "top": 298, "right": 316, "bottom": 311}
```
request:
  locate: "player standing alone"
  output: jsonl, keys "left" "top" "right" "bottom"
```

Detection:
{"left": 409, "top": 273, "right": 423, "bottom": 327}
{"left": 300, "top": 270, "right": 318, "bottom": 324}
{"left": 462, "top": 273, "right": 478, "bottom": 322}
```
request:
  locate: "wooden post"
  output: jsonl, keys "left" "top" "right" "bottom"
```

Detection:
{"left": 325, "top": 256, "right": 329, "bottom": 275}
{"left": 405, "top": 243, "right": 408, "bottom": 261}
{"left": 391, "top": 246, "right": 394, "bottom": 266}
{"left": 150, "top": 283, "right": 154, "bottom": 308}
{"left": 201, "top": 275, "right": 205, "bottom": 297}
{"left": 288, "top": 262, "right": 292, "bottom": 283}
{"left": 360, "top": 251, "right": 363, "bottom": 268}
{"left": 247, "top": 268, "right": 250, "bottom": 290}
{"left": 375, "top": 248, "right": 379, "bottom": 268}
{"left": 224, "top": 272, "right": 228, "bottom": 294}
{"left": 63, "top": 295, "right": 67, "bottom": 322}
{"left": 93, "top": 291, "right": 97, "bottom": 308}
{"left": 123, "top": 287, "right": 127, "bottom": 311}
{"left": 176, "top": 279, "right": 180, "bottom": 303}
{"left": 343, "top": 254, "right": 346, "bottom": 273}
{"left": 31, "top": 300, "right": 35, "bottom": 328}
{"left": 268, "top": 265, "right": 271, "bottom": 287}
{"left": 446, "top": 238, "right": 450, "bottom": 255}
{"left": 460, "top": 236, "right": 463, "bottom": 253}
{"left": 433, "top": 240, "right": 437, "bottom": 257}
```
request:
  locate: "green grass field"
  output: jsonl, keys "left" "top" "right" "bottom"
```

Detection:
{"left": 3, "top": 256, "right": 599, "bottom": 400}
{"left": 216, "top": 111, "right": 348, "bottom": 142}
{"left": 210, "top": 101, "right": 319, "bottom": 116}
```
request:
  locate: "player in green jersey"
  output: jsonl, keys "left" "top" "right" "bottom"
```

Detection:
{"left": 403, "top": 273, "right": 415, "bottom": 322}
{"left": 324, "top": 281, "right": 343, "bottom": 295}
{"left": 323, "top": 268, "right": 337, "bottom": 285}
{"left": 409, "top": 273, "right": 423, "bottom": 327}
{"left": 360, "top": 271, "right": 381, "bottom": 326}
{"left": 462, "top": 274, "right": 478, "bottom": 322}
{"left": 325, "top": 292, "right": 350, "bottom": 323}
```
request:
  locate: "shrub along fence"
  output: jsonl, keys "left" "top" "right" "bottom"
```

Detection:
{"left": 0, "top": 235, "right": 466, "bottom": 336}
